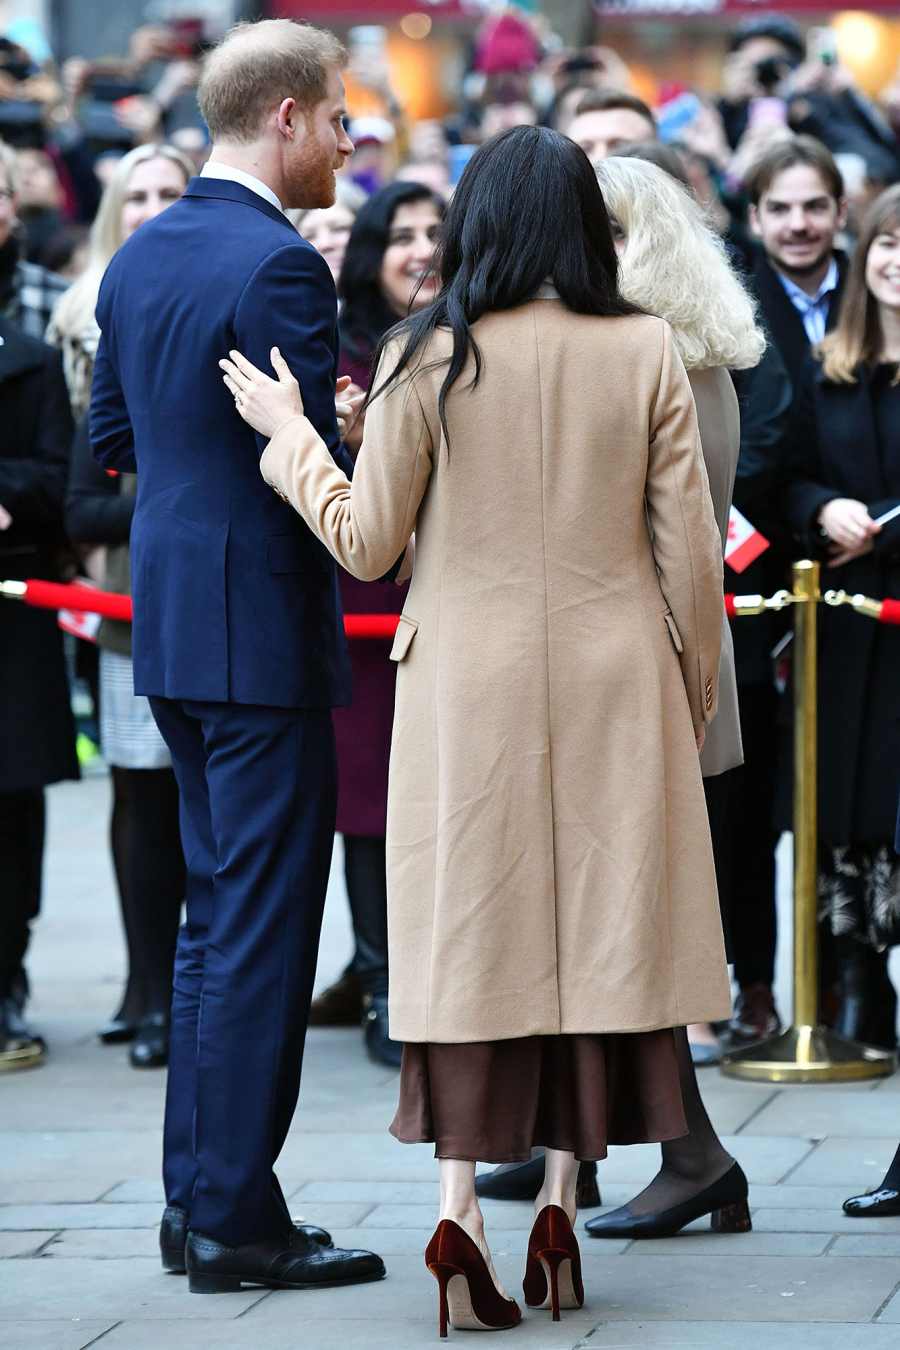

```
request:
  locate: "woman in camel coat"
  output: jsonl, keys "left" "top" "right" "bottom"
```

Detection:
{"left": 221, "top": 127, "right": 729, "bottom": 1328}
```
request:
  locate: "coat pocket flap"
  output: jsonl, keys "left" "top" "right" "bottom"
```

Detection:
{"left": 389, "top": 616, "right": 418, "bottom": 662}
{"left": 664, "top": 612, "right": 684, "bottom": 654}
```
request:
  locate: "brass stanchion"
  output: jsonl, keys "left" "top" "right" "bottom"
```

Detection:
{"left": 722, "top": 560, "right": 895, "bottom": 1082}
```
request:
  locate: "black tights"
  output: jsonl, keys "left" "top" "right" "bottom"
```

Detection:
{"left": 109, "top": 767, "right": 185, "bottom": 1022}
{"left": 624, "top": 1026, "right": 734, "bottom": 1215}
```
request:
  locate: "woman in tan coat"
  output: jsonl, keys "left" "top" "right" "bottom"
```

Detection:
{"left": 221, "top": 126, "right": 731, "bottom": 1335}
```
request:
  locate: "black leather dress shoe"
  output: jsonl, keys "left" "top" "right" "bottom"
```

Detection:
{"left": 98, "top": 1015, "right": 137, "bottom": 1044}
{"left": 475, "top": 1153, "right": 601, "bottom": 1207}
{"left": 363, "top": 994, "right": 402, "bottom": 1069}
{"left": 130, "top": 1013, "right": 169, "bottom": 1069}
{"left": 843, "top": 1187, "right": 900, "bottom": 1217}
{"left": 584, "top": 1162, "right": 751, "bottom": 1239}
{"left": 160, "top": 1205, "right": 334, "bottom": 1274}
{"left": 185, "top": 1229, "right": 385, "bottom": 1293}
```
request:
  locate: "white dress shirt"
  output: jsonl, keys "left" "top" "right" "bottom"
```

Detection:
{"left": 199, "top": 160, "right": 285, "bottom": 215}
{"left": 776, "top": 258, "right": 839, "bottom": 347}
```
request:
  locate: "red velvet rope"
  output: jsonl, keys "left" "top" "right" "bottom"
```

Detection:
{"left": 15, "top": 579, "right": 401, "bottom": 638}
{"left": 9, "top": 581, "right": 900, "bottom": 631}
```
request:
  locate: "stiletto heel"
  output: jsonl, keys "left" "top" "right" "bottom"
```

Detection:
{"left": 711, "top": 1198, "right": 752, "bottom": 1233}
{"left": 523, "top": 1204, "right": 584, "bottom": 1319}
{"left": 425, "top": 1220, "right": 521, "bottom": 1336}
{"left": 431, "top": 1264, "right": 452, "bottom": 1338}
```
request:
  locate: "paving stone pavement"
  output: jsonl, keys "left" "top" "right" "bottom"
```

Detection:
{"left": 3, "top": 777, "right": 900, "bottom": 1350}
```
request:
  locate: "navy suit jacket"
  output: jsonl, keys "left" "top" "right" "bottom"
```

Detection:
{"left": 90, "top": 177, "right": 352, "bottom": 709}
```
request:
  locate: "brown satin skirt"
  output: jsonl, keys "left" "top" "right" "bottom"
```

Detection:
{"left": 390, "top": 1030, "right": 687, "bottom": 1163}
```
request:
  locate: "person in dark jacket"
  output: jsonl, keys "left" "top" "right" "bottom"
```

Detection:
{"left": 726, "top": 136, "right": 849, "bottom": 1043}
{"left": 0, "top": 317, "right": 76, "bottom": 1069}
{"left": 309, "top": 180, "right": 443, "bottom": 1068}
{"left": 66, "top": 417, "right": 185, "bottom": 1069}
{"left": 785, "top": 184, "right": 900, "bottom": 1049}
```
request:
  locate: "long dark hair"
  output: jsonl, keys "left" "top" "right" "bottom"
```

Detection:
{"left": 370, "top": 125, "right": 639, "bottom": 440}
{"left": 338, "top": 180, "right": 446, "bottom": 366}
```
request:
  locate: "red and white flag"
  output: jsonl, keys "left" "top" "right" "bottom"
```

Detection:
{"left": 725, "top": 506, "right": 769, "bottom": 574}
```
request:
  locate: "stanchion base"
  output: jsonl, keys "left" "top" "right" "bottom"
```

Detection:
{"left": 721, "top": 1024, "right": 896, "bottom": 1083}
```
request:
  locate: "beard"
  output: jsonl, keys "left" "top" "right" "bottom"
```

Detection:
{"left": 284, "top": 139, "right": 336, "bottom": 211}
{"left": 771, "top": 238, "right": 834, "bottom": 279}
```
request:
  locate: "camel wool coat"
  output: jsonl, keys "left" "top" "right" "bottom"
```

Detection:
{"left": 261, "top": 303, "right": 732, "bottom": 1042}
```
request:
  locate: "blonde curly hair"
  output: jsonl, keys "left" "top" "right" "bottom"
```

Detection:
{"left": 596, "top": 155, "right": 765, "bottom": 372}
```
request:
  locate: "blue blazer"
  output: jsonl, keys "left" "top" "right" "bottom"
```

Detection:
{"left": 90, "top": 177, "right": 352, "bottom": 709}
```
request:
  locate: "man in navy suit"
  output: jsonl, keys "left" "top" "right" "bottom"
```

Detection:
{"left": 90, "top": 20, "right": 384, "bottom": 1293}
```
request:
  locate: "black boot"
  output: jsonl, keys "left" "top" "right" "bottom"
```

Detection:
{"left": 362, "top": 994, "right": 402, "bottom": 1069}
{"left": 130, "top": 1012, "right": 169, "bottom": 1069}
{"left": 834, "top": 938, "right": 897, "bottom": 1051}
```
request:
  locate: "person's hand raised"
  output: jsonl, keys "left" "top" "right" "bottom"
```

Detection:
{"left": 220, "top": 347, "right": 305, "bottom": 440}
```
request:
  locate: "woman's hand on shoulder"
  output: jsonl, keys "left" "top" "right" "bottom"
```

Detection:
{"left": 219, "top": 346, "right": 304, "bottom": 439}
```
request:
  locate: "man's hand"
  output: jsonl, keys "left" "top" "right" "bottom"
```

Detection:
{"left": 696, "top": 726, "right": 706, "bottom": 754}
{"left": 0, "top": 503, "right": 12, "bottom": 531}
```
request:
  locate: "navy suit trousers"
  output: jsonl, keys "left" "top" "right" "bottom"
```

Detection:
{"left": 149, "top": 698, "right": 336, "bottom": 1246}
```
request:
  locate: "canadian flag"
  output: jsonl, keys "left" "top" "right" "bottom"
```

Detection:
{"left": 725, "top": 506, "right": 769, "bottom": 574}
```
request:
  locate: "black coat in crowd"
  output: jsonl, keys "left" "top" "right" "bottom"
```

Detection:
{"left": 0, "top": 319, "right": 77, "bottom": 793}
{"left": 787, "top": 362, "right": 900, "bottom": 844}
{"left": 728, "top": 246, "right": 849, "bottom": 686}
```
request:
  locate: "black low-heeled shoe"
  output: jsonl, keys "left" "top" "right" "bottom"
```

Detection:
{"left": 160, "top": 1205, "right": 335, "bottom": 1274}
{"left": 129, "top": 1013, "right": 169, "bottom": 1069}
{"left": 843, "top": 1187, "right": 900, "bottom": 1217}
{"left": 475, "top": 1154, "right": 601, "bottom": 1208}
{"left": 584, "top": 1161, "right": 751, "bottom": 1239}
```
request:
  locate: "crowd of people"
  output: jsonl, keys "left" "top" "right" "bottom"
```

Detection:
{"left": 2, "top": 4, "right": 900, "bottom": 1326}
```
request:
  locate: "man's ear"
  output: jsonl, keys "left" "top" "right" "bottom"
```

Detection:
{"left": 275, "top": 98, "right": 297, "bottom": 140}
{"left": 836, "top": 195, "right": 849, "bottom": 232}
{"left": 748, "top": 202, "right": 762, "bottom": 240}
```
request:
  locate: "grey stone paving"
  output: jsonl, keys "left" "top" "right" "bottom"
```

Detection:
{"left": 2, "top": 776, "right": 900, "bottom": 1350}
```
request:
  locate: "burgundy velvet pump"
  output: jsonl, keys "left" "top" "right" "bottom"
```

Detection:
{"left": 522, "top": 1204, "right": 585, "bottom": 1321}
{"left": 425, "top": 1219, "right": 521, "bottom": 1338}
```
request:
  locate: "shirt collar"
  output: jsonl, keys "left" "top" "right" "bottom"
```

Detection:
{"left": 776, "top": 257, "right": 839, "bottom": 312}
{"left": 200, "top": 160, "right": 284, "bottom": 215}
